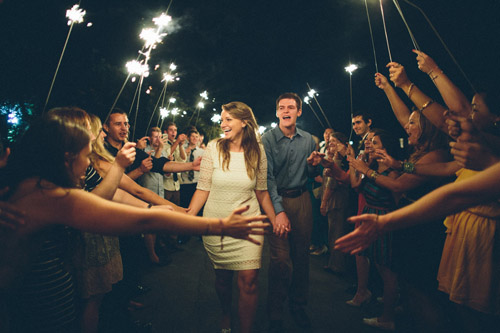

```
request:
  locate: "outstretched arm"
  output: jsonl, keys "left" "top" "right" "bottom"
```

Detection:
{"left": 388, "top": 62, "right": 448, "bottom": 134}
{"left": 413, "top": 50, "right": 471, "bottom": 118}
{"left": 335, "top": 161, "right": 500, "bottom": 254}
{"left": 375, "top": 72, "right": 411, "bottom": 128}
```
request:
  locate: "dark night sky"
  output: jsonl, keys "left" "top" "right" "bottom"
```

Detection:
{"left": 0, "top": 0, "right": 498, "bottom": 139}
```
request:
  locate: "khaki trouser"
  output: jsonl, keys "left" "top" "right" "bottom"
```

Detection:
{"left": 267, "top": 191, "right": 312, "bottom": 320}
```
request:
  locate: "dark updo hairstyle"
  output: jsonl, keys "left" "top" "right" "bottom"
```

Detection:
{"left": 330, "top": 131, "right": 348, "bottom": 146}
{"left": 369, "top": 128, "right": 402, "bottom": 170}
{"left": 2, "top": 115, "right": 90, "bottom": 194}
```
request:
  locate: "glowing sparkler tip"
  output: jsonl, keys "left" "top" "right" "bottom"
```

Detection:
{"left": 160, "top": 107, "right": 169, "bottom": 118}
{"left": 271, "top": 122, "right": 277, "bottom": 128}
{"left": 153, "top": 13, "right": 172, "bottom": 28}
{"left": 171, "top": 108, "right": 179, "bottom": 116}
{"left": 345, "top": 64, "right": 358, "bottom": 74}
{"left": 258, "top": 126, "right": 267, "bottom": 135}
{"left": 304, "top": 96, "right": 311, "bottom": 104}
{"left": 211, "top": 114, "right": 222, "bottom": 123}
{"left": 140, "top": 28, "right": 167, "bottom": 49}
{"left": 200, "top": 91, "right": 209, "bottom": 100}
{"left": 66, "top": 4, "right": 86, "bottom": 25}
{"left": 169, "top": 97, "right": 176, "bottom": 103}
{"left": 307, "top": 89, "right": 317, "bottom": 98}
{"left": 126, "top": 60, "right": 150, "bottom": 77}
{"left": 169, "top": 63, "right": 177, "bottom": 71}
{"left": 162, "top": 73, "right": 175, "bottom": 82}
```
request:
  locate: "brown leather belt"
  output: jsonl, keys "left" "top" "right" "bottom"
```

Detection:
{"left": 278, "top": 186, "right": 307, "bottom": 198}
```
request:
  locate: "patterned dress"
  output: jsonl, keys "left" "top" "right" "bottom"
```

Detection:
{"left": 74, "top": 165, "right": 122, "bottom": 298}
{"left": 359, "top": 168, "right": 396, "bottom": 267}
{"left": 198, "top": 140, "right": 267, "bottom": 270}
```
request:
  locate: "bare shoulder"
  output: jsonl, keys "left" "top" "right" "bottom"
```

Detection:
{"left": 417, "top": 149, "right": 450, "bottom": 164}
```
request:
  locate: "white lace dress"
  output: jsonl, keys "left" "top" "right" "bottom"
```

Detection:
{"left": 197, "top": 140, "right": 267, "bottom": 270}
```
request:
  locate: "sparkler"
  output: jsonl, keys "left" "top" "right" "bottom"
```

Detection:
{"left": 211, "top": 113, "right": 221, "bottom": 123}
{"left": 129, "top": 13, "right": 172, "bottom": 139}
{"left": 379, "top": 0, "right": 393, "bottom": 62}
{"left": 303, "top": 95, "right": 326, "bottom": 129}
{"left": 258, "top": 126, "right": 267, "bottom": 135}
{"left": 306, "top": 83, "right": 333, "bottom": 129}
{"left": 345, "top": 64, "right": 358, "bottom": 142}
{"left": 188, "top": 91, "right": 209, "bottom": 126}
{"left": 106, "top": 11, "right": 172, "bottom": 140}
{"left": 43, "top": 4, "right": 86, "bottom": 113}
{"left": 391, "top": 0, "right": 419, "bottom": 50}
{"left": 160, "top": 107, "right": 169, "bottom": 118}
{"left": 400, "top": 0, "right": 476, "bottom": 93}
{"left": 364, "top": 0, "right": 379, "bottom": 73}
{"left": 146, "top": 62, "right": 179, "bottom": 134}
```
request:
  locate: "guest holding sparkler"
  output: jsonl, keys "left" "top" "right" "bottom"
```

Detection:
{"left": 0, "top": 115, "right": 268, "bottom": 332}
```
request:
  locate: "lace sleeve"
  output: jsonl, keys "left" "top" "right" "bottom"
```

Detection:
{"left": 196, "top": 141, "right": 214, "bottom": 191}
{"left": 255, "top": 144, "right": 268, "bottom": 191}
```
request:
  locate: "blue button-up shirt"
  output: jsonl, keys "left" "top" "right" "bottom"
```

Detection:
{"left": 262, "top": 126, "right": 317, "bottom": 214}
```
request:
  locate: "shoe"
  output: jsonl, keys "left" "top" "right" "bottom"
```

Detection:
{"left": 269, "top": 320, "right": 284, "bottom": 332}
{"left": 346, "top": 290, "right": 372, "bottom": 307}
{"left": 362, "top": 317, "right": 395, "bottom": 331}
{"left": 311, "top": 245, "right": 328, "bottom": 255}
{"left": 290, "top": 306, "right": 311, "bottom": 328}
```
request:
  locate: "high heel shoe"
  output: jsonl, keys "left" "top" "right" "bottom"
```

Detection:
{"left": 346, "top": 290, "right": 372, "bottom": 307}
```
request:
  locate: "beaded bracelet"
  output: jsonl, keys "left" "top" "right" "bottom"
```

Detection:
{"left": 402, "top": 161, "right": 415, "bottom": 174}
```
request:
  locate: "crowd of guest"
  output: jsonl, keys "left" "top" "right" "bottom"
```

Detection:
{"left": 0, "top": 49, "right": 499, "bottom": 333}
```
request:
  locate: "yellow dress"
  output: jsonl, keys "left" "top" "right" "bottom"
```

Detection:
{"left": 437, "top": 168, "right": 500, "bottom": 315}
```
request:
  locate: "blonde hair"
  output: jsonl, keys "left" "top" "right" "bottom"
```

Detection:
{"left": 217, "top": 101, "right": 261, "bottom": 180}
{"left": 89, "top": 114, "right": 115, "bottom": 170}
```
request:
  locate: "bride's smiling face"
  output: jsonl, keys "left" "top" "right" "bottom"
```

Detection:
{"left": 220, "top": 110, "right": 245, "bottom": 141}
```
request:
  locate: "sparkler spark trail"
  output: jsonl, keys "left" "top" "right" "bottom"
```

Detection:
{"left": 379, "top": 0, "right": 393, "bottom": 62}
{"left": 43, "top": 4, "right": 86, "bottom": 113}
{"left": 364, "top": 0, "right": 379, "bottom": 73}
